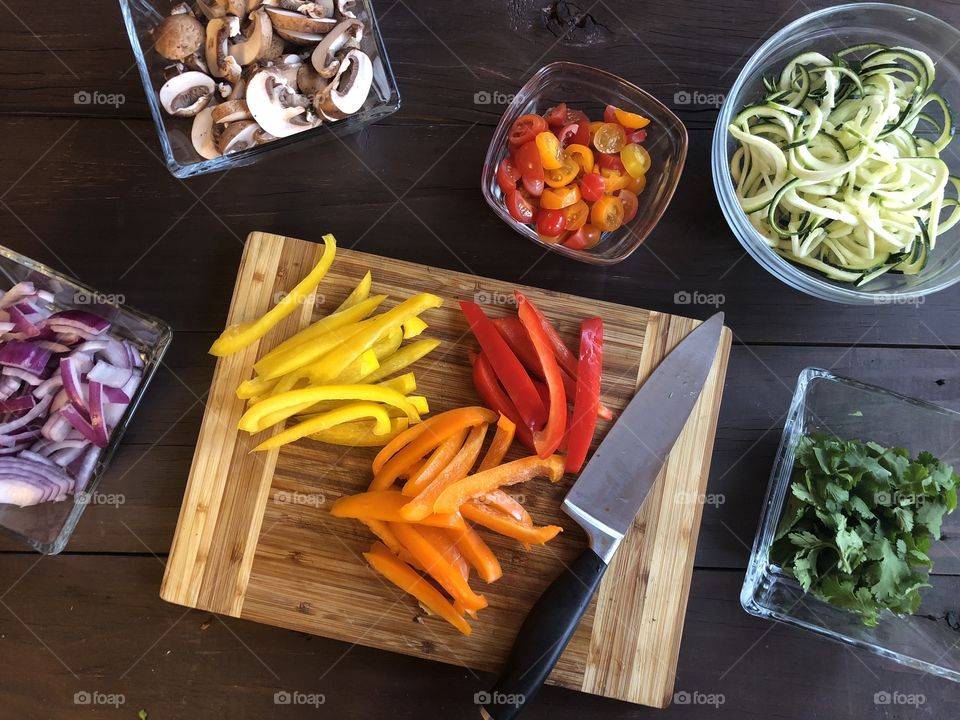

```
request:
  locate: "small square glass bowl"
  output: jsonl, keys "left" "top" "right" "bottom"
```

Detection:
{"left": 119, "top": 0, "right": 400, "bottom": 178}
{"left": 0, "top": 246, "right": 171, "bottom": 553}
{"left": 481, "top": 62, "right": 688, "bottom": 265}
{"left": 743, "top": 368, "right": 960, "bottom": 681}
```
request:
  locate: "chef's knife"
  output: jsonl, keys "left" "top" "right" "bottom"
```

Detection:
{"left": 479, "top": 312, "right": 725, "bottom": 720}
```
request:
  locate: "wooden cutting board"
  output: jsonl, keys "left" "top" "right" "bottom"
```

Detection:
{"left": 161, "top": 231, "right": 731, "bottom": 708}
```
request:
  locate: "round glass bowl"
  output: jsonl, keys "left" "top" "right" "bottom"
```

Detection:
{"left": 482, "top": 62, "right": 687, "bottom": 265}
{"left": 712, "top": 3, "right": 960, "bottom": 304}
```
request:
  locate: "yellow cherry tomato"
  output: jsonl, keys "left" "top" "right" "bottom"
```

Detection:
{"left": 599, "top": 167, "right": 630, "bottom": 193}
{"left": 564, "top": 200, "right": 589, "bottom": 231}
{"left": 626, "top": 172, "right": 647, "bottom": 194}
{"left": 614, "top": 107, "right": 651, "bottom": 129}
{"left": 620, "top": 143, "right": 651, "bottom": 178}
{"left": 590, "top": 195, "right": 624, "bottom": 232}
{"left": 588, "top": 121, "right": 605, "bottom": 142}
{"left": 540, "top": 184, "right": 581, "bottom": 209}
{"left": 535, "top": 131, "right": 563, "bottom": 170}
{"left": 593, "top": 123, "right": 627, "bottom": 154}
{"left": 565, "top": 144, "right": 595, "bottom": 175}
{"left": 544, "top": 153, "right": 579, "bottom": 188}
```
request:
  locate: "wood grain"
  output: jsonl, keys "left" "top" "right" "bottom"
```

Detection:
{"left": 161, "top": 231, "right": 731, "bottom": 708}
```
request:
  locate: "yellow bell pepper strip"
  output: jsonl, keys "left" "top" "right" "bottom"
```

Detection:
{"left": 433, "top": 454, "right": 565, "bottom": 514}
{"left": 237, "top": 373, "right": 279, "bottom": 400}
{"left": 289, "top": 374, "right": 418, "bottom": 420}
{"left": 239, "top": 385, "right": 420, "bottom": 433}
{"left": 388, "top": 522, "right": 487, "bottom": 612}
{"left": 309, "top": 417, "right": 408, "bottom": 446}
{"left": 328, "top": 348, "right": 380, "bottom": 384}
{"left": 362, "top": 339, "right": 440, "bottom": 384}
{"left": 335, "top": 270, "right": 371, "bottom": 312}
{"left": 210, "top": 234, "right": 337, "bottom": 357}
{"left": 477, "top": 414, "right": 516, "bottom": 472}
{"left": 363, "top": 542, "right": 471, "bottom": 636}
{"left": 330, "top": 491, "right": 467, "bottom": 530}
{"left": 254, "top": 303, "right": 384, "bottom": 379}
{"left": 370, "top": 407, "right": 497, "bottom": 490}
{"left": 515, "top": 292, "right": 567, "bottom": 459}
{"left": 460, "top": 502, "right": 562, "bottom": 545}
{"left": 374, "top": 325, "right": 404, "bottom": 360}
{"left": 252, "top": 402, "right": 393, "bottom": 451}
{"left": 418, "top": 524, "right": 471, "bottom": 581}
{"left": 402, "top": 316, "right": 428, "bottom": 340}
{"left": 469, "top": 490, "right": 533, "bottom": 527}
{"left": 309, "top": 293, "right": 443, "bottom": 384}
{"left": 451, "top": 525, "right": 503, "bottom": 583}
{"left": 377, "top": 372, "right": 416, "bottom": 396}
{"left": 400, "top": 424, "right": 488, "bottom": 521}
{"left": 403, "top": 427, "right": 468, "bottom": 497}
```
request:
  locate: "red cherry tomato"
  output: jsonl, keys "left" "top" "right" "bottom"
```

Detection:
{"left": 506, "top": 189, "right": 536, "bottom": 224}
{"left": 597, "top": 152, "right": 626, "bottom": 173}
{"left": 565, "top": 108, "right": 590, "bottom": 127}
{"left": 580, "top": 172, "right": 605, "bottom": 202}
{"left": 543, "top": 103, "right": 568, "bottom": 128}
{"left": 564, "top": 224, "right": 601, "bottom": 251}
{"left": 496, "top": 157, "right": 520, "bottom": 194}
{"left": 556, "top": 123, "right": 582, "bottom": 148}
{"left": 536, "top": 208, "right": 566, "bottom": 237}
{"left": 514, "top": 140, "right": 544, "bottom": 182}
{"left": 618, "top": 189, "right": 639, "bottom": 224}
{"left": 509, "top": 114, "right": 549, "bottom": 147}
{"left": 603, "top": 104, "right": 619, "bottom": 123}
{"left": 522, "top": 175, "right": 544, "bottom": 197}
{"left": 627, "top": 128, "right": 647, "bottom": 144}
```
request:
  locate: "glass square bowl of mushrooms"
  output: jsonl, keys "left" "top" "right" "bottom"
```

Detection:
{"left": 119, "top": 0, "right": 401, "bottom": 178}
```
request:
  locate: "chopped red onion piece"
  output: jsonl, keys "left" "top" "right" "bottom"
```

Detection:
{"left": 2, "top": 367, "right": 43, "bottom": 385}
{"left": 87, "top": 382, "right": 110, "bottom": 448}
{"left": 59, "top": 357, "right": 88, "bottom": 415}
{"left": 0, "top": 339, "right": 51, "bottom": 375}
{"left": 0, "top": 394, "right": 50, "bottom": 435}
{"left": 0, "top": 282, "right": 35, "bottom": 309}
{"left": 34, "top": 340, "right": 71, "bottom": 353}
{"left": 101, "top": 386, "right": 129, "bottom": 404}
{"left": 41, "top": 413, "right": 71, "bottom": 442}
{"left": 87, "top": 361, "right": 132, "bottom": 389}
{"left": 61, "top": 405, "right": 104, "bottom": 447}
{"left": 33, "top": 375, "right": 62, "bottom": 399}
{"left": 0, "top": 394, "right": 35, "bottom": 413}
{"left": 46, "top": 309, "right": 110, "bottom": 336}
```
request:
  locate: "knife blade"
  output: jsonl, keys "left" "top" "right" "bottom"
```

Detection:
{"left": 480, "top": 312, "right": 725, "bottom": 720}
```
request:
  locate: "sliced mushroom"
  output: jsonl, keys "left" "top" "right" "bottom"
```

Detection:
{"left": 225, "top": 0, "right": 248, "bottom": 18}
{"left": 301, "top": 0, "right": 335, "bottom": 18}
{"left": 218, "top": 120, "right": 260, "bottom": 153}
{"left": 246, "top": 67, "right": 317, "bottom": 137}
{"left": 191, "top": 104, "right": 222, "bottom": 159}
{"left": 296, "top": 64, "right": 328, "bottom": 97}
{"left": 227, "top": 75, "right": 247, "bottom": 100}
{"left": 211, "top": 99, "right": 253, "bottom": 123}
{"left": 264, "top": 6, "right": 336, "bottom": 34}
{"left": 159, "top": 70, "right": 216, "bottom": 116}
{"left": 315, "top": 48, "right": 371, "bottom": 118}
{"left": 205, "top": 16, "right": 242, "bottom": 83}
{"left": 170, "top": 3, "right": 194, "bottom": 15}
{"left": 276, "top": 55, "right": 303, "bottom": 85}
{"left": 229, "top": 8, "right": 274, "bottom": 65}
{"left": 253, "top": 126, "right": 277, "bottom": 144}
{"left": 310, "top": 19, "right": 362, "bottom": 77}
{"left": 153, "top": 13, "right": 205, "bottom": 61}
{"left": 274, "top": 27, "right": 326, "bottom": 44}
{"left": 335, "top": 0, "right": 356, "bottom": 19}
{"left": 195, "top": 0, "right": 226, "bottom": 20}
{"left": 182, "top": 52, "right": 210, "bottom": 74}
{"left": 261, "top": 32, "right": 286, "bottom": 59}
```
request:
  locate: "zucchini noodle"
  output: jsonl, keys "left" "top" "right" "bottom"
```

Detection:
{"left": 729, "top": 44, "right": 960, "bottom": 285}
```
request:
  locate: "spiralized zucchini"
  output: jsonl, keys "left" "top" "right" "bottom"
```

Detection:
{"left": 729, "top": 44, "right": 960, "bottom": 285}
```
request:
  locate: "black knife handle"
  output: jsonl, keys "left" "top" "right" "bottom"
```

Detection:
{"left": 479, "top": 548, "right": 608, "bottom": 720}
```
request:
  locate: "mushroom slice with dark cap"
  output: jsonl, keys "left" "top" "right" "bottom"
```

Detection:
{"left": 246, "top": 67, "right": 318, "bottom": 137}
{"left": 159, "top": 71, "right": 216, "bottom": 117}
{"left": 315, "top": 48, "right": 372, "bottom": 119}
{"left": 310, "top": 18, "right": 363, "bottom": 78}
{"left": 205, "top": 16, "right": 242, "bottom": 83}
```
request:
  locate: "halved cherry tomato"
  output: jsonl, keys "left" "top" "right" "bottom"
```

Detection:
{"left": 588, "top": 121, "right": 605, "bottom": 142}
{"left": 543, "top": 103, "right": 568, "bottom": 128}
{"left": 509, "top": 114, "right": 548, "bottom": 147}
{"left": 544, "top": 154, "right": 579, "bottom": 188}
{"left": 540, "top": 184, "right": 580, "bottom": 209}
{"left": 603, "top": 105, "right": 619, "bottom": 123}
{"left": 618, "top": 189, "right": 639, "bottom": 224}
{"left": 496, "top": 157, "right": 520, "bottom": 195}
{"left": 599, "top": 167, "right": 630, "bottom": 193}
{"left": 538, "top": 231, "right": 566, "bottom": 244}
{"left": 590, "top": 195, "right": 624, "bottom": 231}
{"left": 626, "top": 172, "right": 647, "bottom": 194}
{"left": 597, "top": 152, "right": 626, "bottom": 173}
{"left": 556, "top": 123, "right": 582, "bottom": 148}
{"left": 620, "top": 143, "right": 651, "bottom": 178}
{"left": 564, "top": 200, "right": 589, "bottom": 231}
{"left": 565, "top": 107, "right": 589, "bottom": 126}
{"left": 580, "top": 172, "right": 605, "bottom": 202}
{"left": 506, "top": 190, "right": 535, "bottom": 224}
{"left": 593, "top": 123, "right": 627, "bottom": 154}
{"left": 626, "top": 128, "right": 647, "bottom": 144}
{"left": 535, "top": 131, "right": 562, "bottom": 170}
{"left": 564, "top": 223, "right": 601, "bottom": 251}
{"left": 536, "top": 208, "right": 566, "bottom": 237}
{"left": 614, "top": 107, "right": 650, "bottom": 129}
{"left": 522, "top": 175, "right": 544, "bottom": 197}
{"left": 566, "top": 144, "right": 594, "bottom": 175}
{"left": 514, "top": 140, "right": 544, "bottom": 182}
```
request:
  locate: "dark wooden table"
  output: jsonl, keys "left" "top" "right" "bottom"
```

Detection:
{"left": 2, "top": 0, "right": 960, "bottom": 717}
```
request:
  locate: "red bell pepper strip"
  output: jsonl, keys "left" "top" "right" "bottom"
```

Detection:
{"left": 460, "top": 300, "right": 546, "bottom": 431}
{"left": 471, "top": 351, "right": 535, "bottom": 450}
{"left": 515, "top": 292, "right": 566, "bottom": 458}
{"left": 565, "top": 317, "right": 603, "bottom": 473}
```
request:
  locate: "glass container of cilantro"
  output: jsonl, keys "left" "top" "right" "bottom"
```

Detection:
{"left": 743, "top": 368, "right": 960, "bottom": 682}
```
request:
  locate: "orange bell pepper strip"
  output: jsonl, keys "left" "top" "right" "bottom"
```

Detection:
{"left": 331, "top": 491, "right": 467, "bottom": 530}
{"left": 210, "top": 234, "right": 336, "bottom": 357}
{"left": 477, "top": 414, "right": 516, "bottom": 472}
{"left": 389, "top": 522, "right": 487, "bottom": 613}
{"left": 402, "top": 427, "right": 468, "bottom": 497}
{"left": 450, "top": 525, "right": 502, "bottom": 583}
{"left": 417, "top": 525, "right": 470, "bottom": 581}
{"left": 469, "top": 490, "right": 533, "bottom": 526}
{"left": 433, "top": 454, "right": 565, "bottom": 514}
{"left": 400, "top": 424, "right": 488, "bottom": 521}
{"left": 361, "top": 519, "right": 414, "bottom": 563}
{"left": 363, "top": 542, "right": 471, "bottom": 636}
{"left": 516, "top": 292, "right": 566, "bottom": 458}
{"left": 370, "top": 407, "right": 498, "bottom": 489}
{"left": 460, "top": 502, "right": 562, "bottom": 545}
